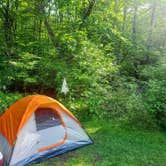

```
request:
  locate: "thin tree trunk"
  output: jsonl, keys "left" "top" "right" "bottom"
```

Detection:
{"left": 38, "top": 19, "right": 42, "bottom": 40}
{"left": 148, "top": 0, "right": 156, "bottom": 48}
{"left": 144, "top": 0, "right": 157, "bottom": 64}
{"left": 1, "top": 0, "right": 16, "bottom": 56}
{"left": 122, "top": 6, "right": 127, "bottom": 32}
{"left": 44, "top": 18, "right": 58, "bottom": 48}
{"left": 38, "top": 2, "right": 59, "bottom": 49}
{"left": 113, "top": 0, "right": 118, "bottom": 28}
{"left": 79, "top": 0, "right": 96, "bottom": 29}
{"left": 132, "top": 5, "right": 138, "bottom": 42}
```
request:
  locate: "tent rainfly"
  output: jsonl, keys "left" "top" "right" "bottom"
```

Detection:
{"left": 0, "top": 95, "right": 93, "bottom": 166}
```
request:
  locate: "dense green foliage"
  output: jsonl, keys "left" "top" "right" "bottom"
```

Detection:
{"left": 0, "top": 92, "right": 22, "bottom": 114}
{"left": 143, "top": 57, "right": 166, "bottom": 128}
{"left": 0, "top": 0, "right": 165, "bottom": 129}
{"left": 33, "top": 120, "right": 166, "bottom": 166}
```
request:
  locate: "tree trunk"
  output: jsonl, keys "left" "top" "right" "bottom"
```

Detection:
{"left": 148, "top": 0, "right": 156, "bottom": 48}
{"left": 79, "top": 0, "right": 96, "bottom": 29}
{"left": 122, "top": 6, "right": 127, "bottom": 32}
{"left": 38, "top": 1, "right": 59, "bottom": 49}
{"left": 132, "top": 5, "right": 138, "bottom": 42}
{"left": 1, "top": 0, "right": 16, "bottom": 56}
{"left": 113, "top": 0, "right": 119, "bottom": 28}
{"left": 44, "top": 18, "right": 58, "bottom": 48}
{"left": 143, "top": 0, "right": 157, "bottom": 64}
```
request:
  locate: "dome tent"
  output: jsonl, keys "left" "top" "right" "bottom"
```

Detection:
{"left": 0, "top": 95, "right": 92, "bottom": 166}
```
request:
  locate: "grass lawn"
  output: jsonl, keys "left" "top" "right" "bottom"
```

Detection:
{"left": 33, "top": 120, "right": 166, "bottom": 166}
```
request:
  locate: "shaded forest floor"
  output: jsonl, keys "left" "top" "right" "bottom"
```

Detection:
{"left": 33, "top": 120, "right": 166, "bottom": 166}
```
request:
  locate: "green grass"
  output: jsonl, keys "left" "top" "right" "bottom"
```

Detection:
{"left": 33, "top": 120, "right": 166, "bottom": 166}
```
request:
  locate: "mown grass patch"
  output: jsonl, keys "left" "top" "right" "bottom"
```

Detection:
{"left": 33, "top": 120, "right": 166, "bottom": 166}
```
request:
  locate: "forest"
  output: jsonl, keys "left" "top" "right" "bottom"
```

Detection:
{"left": 0, "top": 0, "right": 166, "bottom": 165}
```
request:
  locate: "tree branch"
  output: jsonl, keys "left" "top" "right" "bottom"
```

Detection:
{"left": 80, "top": 0, "right": 96, "bottom": 29}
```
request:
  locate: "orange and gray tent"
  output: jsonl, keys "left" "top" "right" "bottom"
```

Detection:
{"left": 0, "top": 95, "right": 92, "bottom": 166}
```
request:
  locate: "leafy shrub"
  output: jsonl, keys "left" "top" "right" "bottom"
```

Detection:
{"left": 105, "top": 78, "right": 157, "bottom": 129}
{"left": 143, "top": 56, "right": 166, "bottom": 128}
{"left": 144, "top": 80, "right": 166, "bottom": 128}
{"left": 55, "top": 39, "right": 117, "bottom": 119}
{"left": 0, "top": 92, "right": 22, "bottom": 115}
